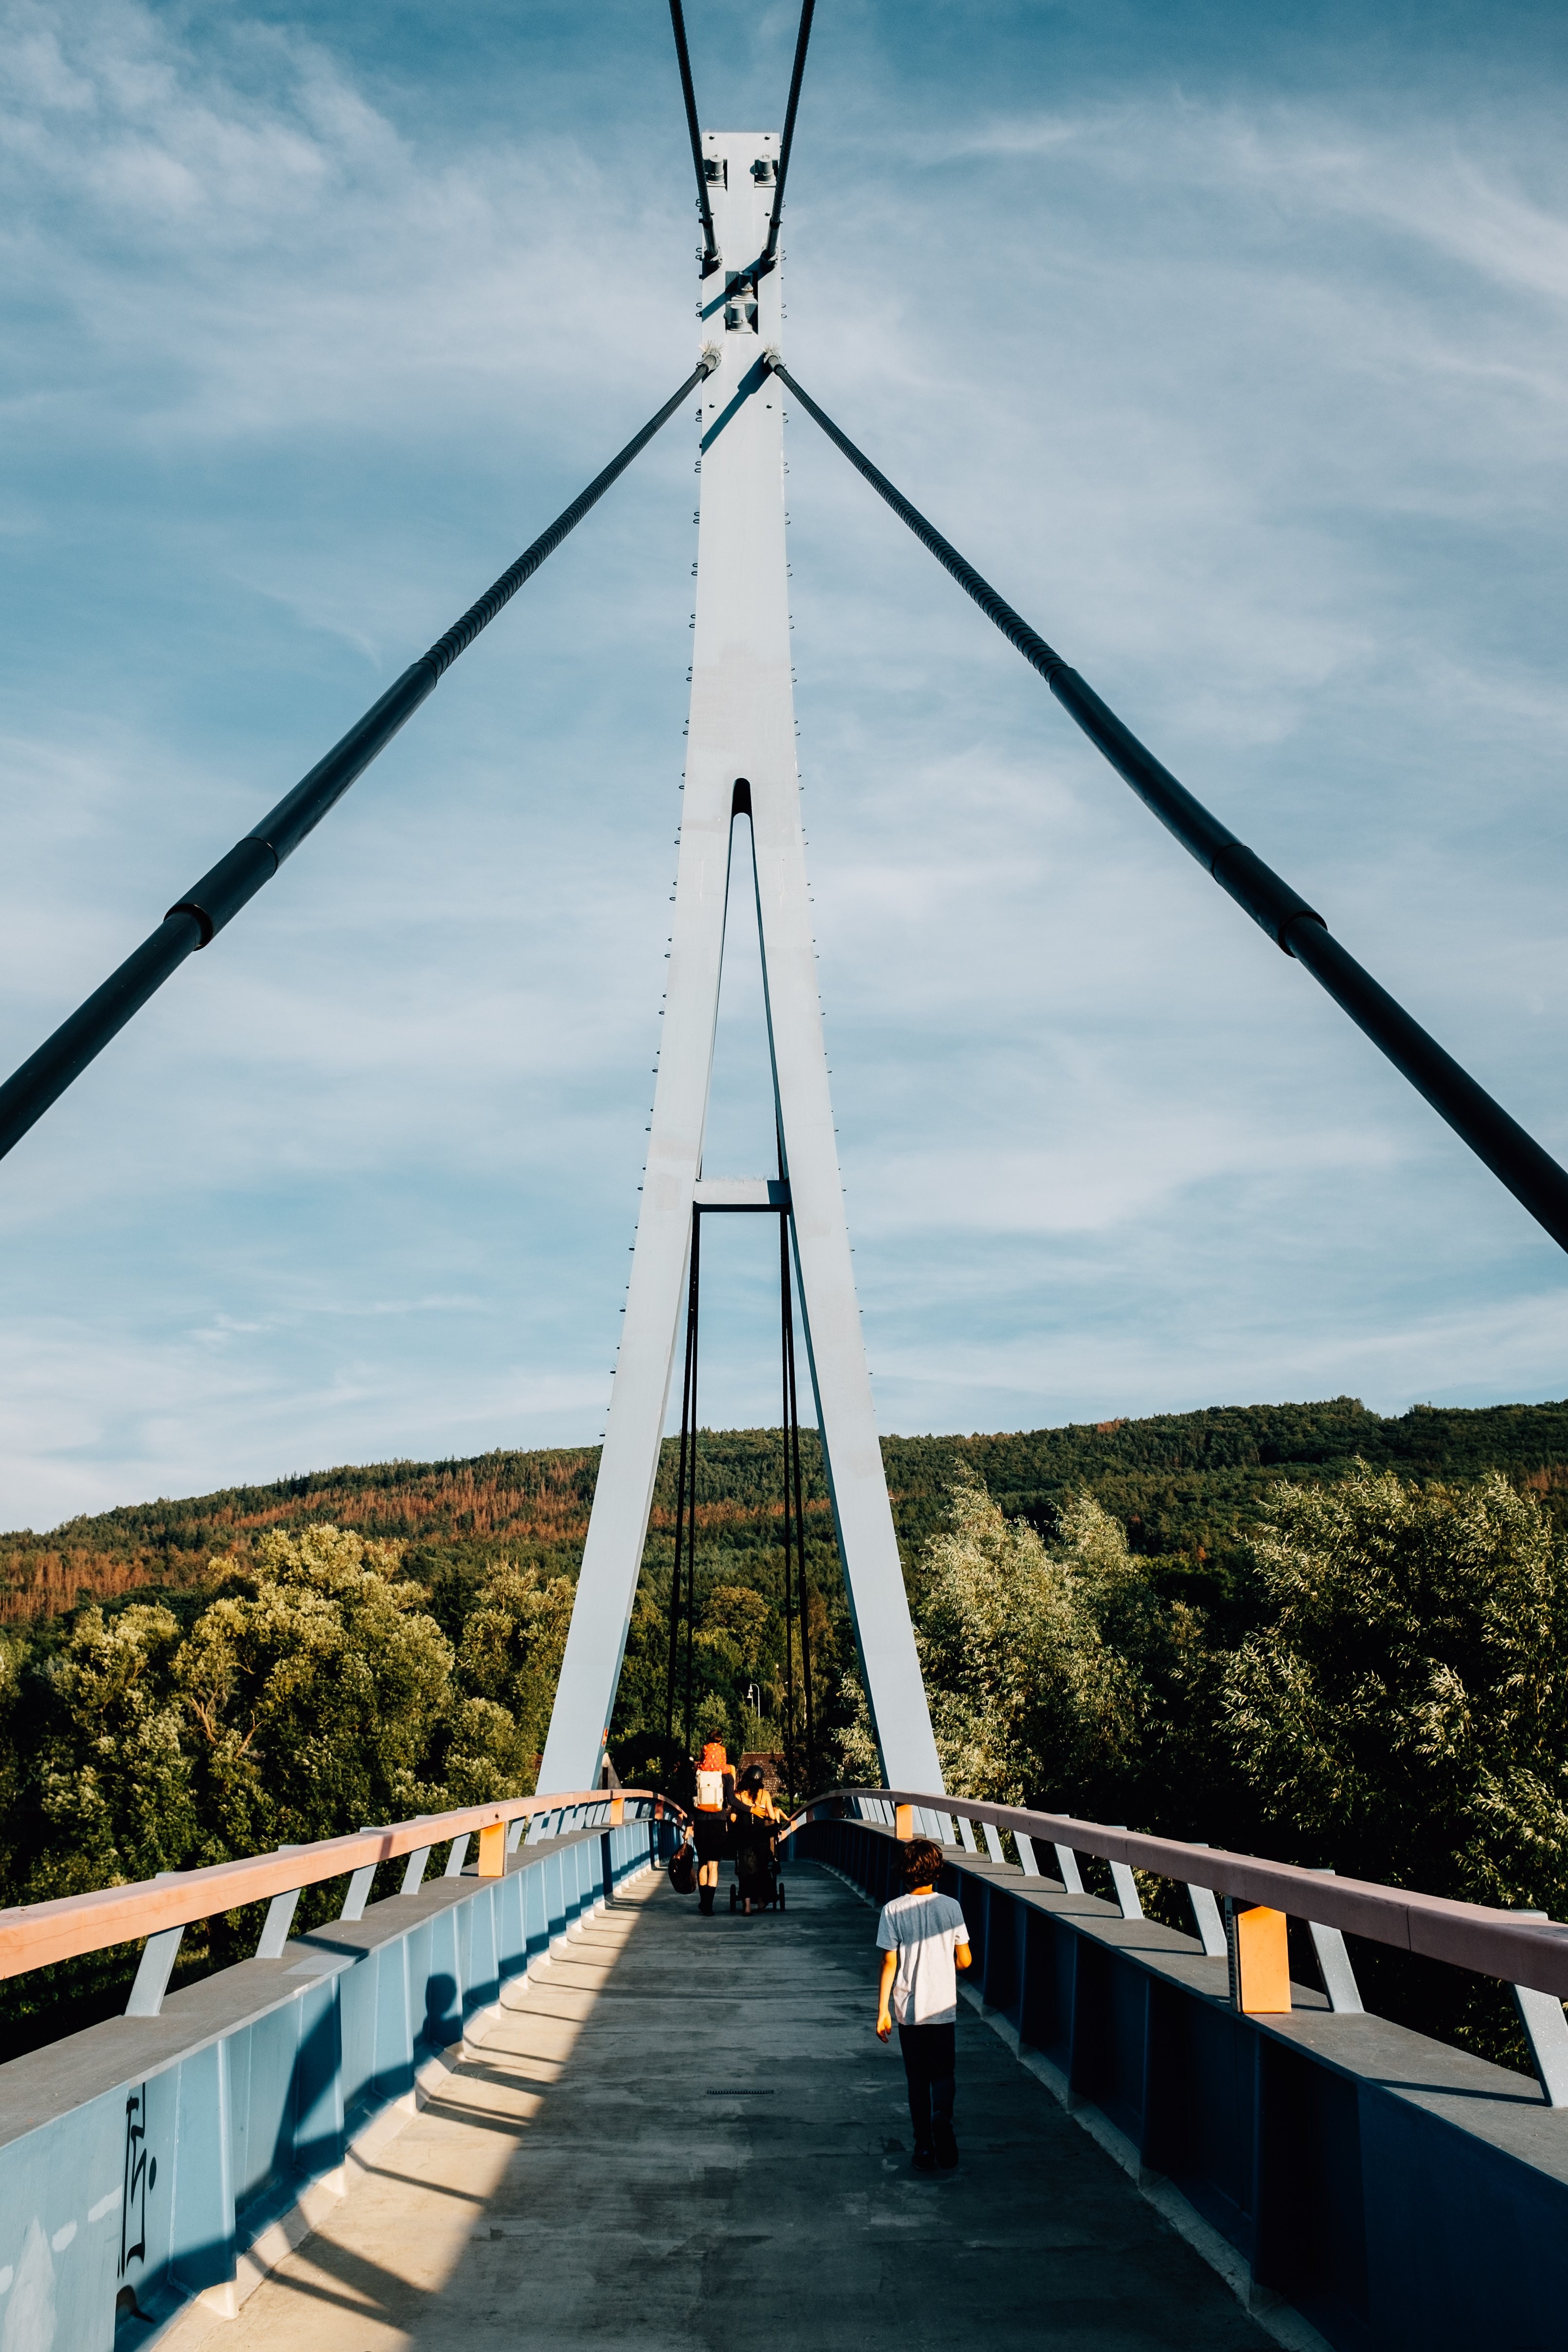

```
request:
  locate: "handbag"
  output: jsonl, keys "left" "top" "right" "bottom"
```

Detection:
{"left": 668, "top": 1841, "right": 697, "bottom": 1895}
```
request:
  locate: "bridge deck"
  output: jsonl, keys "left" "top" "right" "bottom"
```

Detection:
{"left": 166, "top": 1860, "right": 1271, "bottom": 2351}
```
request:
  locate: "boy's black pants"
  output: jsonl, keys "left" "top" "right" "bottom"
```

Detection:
{"left": 897, "top": 2022, "right": 956, "bottom": 2150}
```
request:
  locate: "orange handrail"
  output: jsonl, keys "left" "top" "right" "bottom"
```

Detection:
{"left": 0, "top": 1789, "right": 676, "bottom": 1980}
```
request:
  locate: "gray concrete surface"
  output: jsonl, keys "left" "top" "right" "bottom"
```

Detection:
{"left": 166, "top": 1860, "right": 1271, "bottom": 2351}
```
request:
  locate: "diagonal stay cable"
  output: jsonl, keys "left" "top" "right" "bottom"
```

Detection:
{"left": 668, "top": 0, "right": 719, "bottom": 271}
{"left": 0, "top": 353, "right": 719, "bottom": 1166}
{"left": 765, "top": 350, "right": 1568, "bottom": 1256}
{"left": 760, "top": 0, "right": 816, "bottom": 271}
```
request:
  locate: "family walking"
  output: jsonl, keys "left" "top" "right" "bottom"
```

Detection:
{"left": 682, "top": 1741, "right": 785, "bottom": 1915}
{"left": 672, "top": 1760, "right": 971, "bottom": 2169}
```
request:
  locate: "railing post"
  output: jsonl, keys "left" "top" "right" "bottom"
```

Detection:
{"left": 955, "top": 1814, "right": 978, "bottom": 1854}
{"left": 1182, "top": 1845, "right": 1228, "bottom": 1959}
{"left": 893, "top": 1803, "right": 914, "bottom": 1840}
{"left": 125, "top": 1925, "right": 183, "bottom": 2016}
{"left": 255, "top": 1847, "right": 307, "bottom": 1957}
{"left": 1107, "top": 1833, "right": 1143, "bottom": 1920}
{"left": 1014, "top": 1833, "right": 1042, "bottom": 1877}
{"left": 444, "top": 1833, "right": 471, "bottom": 1878}
{"left": 402, "top": 1820, "right": 435, "bottom": 1892}
{"left": 126, "top": 1874, "right": 186, "bottom": 2015}
{"left": 171, "top": 2035, "right": 238, "bottom": 2314}
{"left": 1306, "top": 1866, "right": 1364, "bottom": 2012}
{"left": 1507, "top": 1910, "right": 1568, "bottom": 2105}
{"left": 340, "top": 1828, "right": 387, "bottom": 1922}
{"left": 980, "top": 1820, "right": 1008, "bottom": 1865}
{"left": 1054, "top": 1845, "right": 1085, "bottom": 1893}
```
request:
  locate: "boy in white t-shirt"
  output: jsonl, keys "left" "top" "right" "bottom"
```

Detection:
{"left": 875, "top": 1837, "right": 972, "bottom": 2171}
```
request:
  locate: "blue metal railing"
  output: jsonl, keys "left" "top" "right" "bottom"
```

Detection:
{"left": 0, "top": 1806, "right": 673, "bottom": 2346}
{"left": 794, "top": 1802, "right": 1568, "bottom": 2352}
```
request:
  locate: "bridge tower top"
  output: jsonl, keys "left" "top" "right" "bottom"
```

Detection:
{"left": 533, "top": 97, "right": 946, "bottom": 1802}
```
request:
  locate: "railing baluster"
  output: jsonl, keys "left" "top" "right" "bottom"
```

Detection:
{"left": 126, "top": 1875, "right": 187, "bottom": 2015}
{"left": 125, "top": 1926, "right": 183, "bottom": 2016}
{"left": 340, "top": 1827, "right": 386, "bottom": 1922}
{"left": 1053, "top": 1845, "right": 1085, "bottom": 1893}
{"left": 401, "top": 1819, "right": 436, "bottom": 1893}
{"left": 1307, "top": 1866, "right": 1364, "bottom": 2012}
{"left": 1184, "top": 1844, "right": 1228, "bottom": 1958}
{"left": 254, "top": 1847, "right": 306, "bottom": 1957}
{"left": 1108, "top": 1839, "right": 1144, "bottom": 1921}
{"left": 1508, "top": 1909, "right": 1568, "bottom": 2105}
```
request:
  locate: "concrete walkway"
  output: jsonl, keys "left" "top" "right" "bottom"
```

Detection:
{"left": 168, "top": 1860, "right": 1272, "bottom": 2351}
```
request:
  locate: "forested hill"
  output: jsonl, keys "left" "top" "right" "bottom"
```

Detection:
{"left": 5, "top": 1393, "right": 1568, "bottom": 1624}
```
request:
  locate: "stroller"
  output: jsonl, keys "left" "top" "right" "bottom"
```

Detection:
{"left": 728, "top": 1773, "right": 786, "bottom": 1914}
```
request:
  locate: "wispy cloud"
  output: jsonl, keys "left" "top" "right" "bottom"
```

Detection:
{"left": 1, "top": 1, "right": 1566, "bottom": 1529}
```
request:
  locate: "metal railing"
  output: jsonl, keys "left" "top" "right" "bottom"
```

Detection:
{"left": 785, "top": 1785, "right": 1568, "bottom": 2095}
{"left": 0, "top": 1787, "right": 675, "bottom": 2015}
{"left": 790, "top": 1791, "right": 1568, "bottom": 2352}
{"left": 0, "top": 1798, "right": 679, "bottom": 2342}
{"left": 788, "top": 1785, "right": 1568, "bottom": 1998}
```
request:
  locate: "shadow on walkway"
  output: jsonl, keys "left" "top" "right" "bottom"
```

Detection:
{"left": 168, "top": 1862, "right": 1272, "bottom": 2351}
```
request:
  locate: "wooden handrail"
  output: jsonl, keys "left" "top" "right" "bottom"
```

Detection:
{"left": 786, "top": 1787, "right": 1568, "bottom": 2004}
{"left": 0, "top": 1789, "right": 674, "bottom": 1980}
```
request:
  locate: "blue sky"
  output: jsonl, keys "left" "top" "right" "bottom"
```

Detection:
{"left": 2, "top": 0, "right": 1568, "bottom": 1531}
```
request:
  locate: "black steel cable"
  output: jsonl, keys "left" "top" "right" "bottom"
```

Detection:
{"left": 683, "top": 1210, "right": 703, "bottom": 1753}
{"left": 783, "top": 1244, "right": 814, "bottom": 1787}
{"left": 768, "top": 353, "right": 1568, "bottom": 1258}
{"left": 761, "top": 0, "right": 816, "bottom": 270}
{"left": 0, "top": 356, "right": 717, "bottom": 1169}
{"left": 778, "top": 1209, "right": 798, "bottom": 1797}
{"left": 668, "top": 0, "right": 719, "bottom": 271}
{"left": 665, "top": 1236, "right": 701, "bottom": 1747}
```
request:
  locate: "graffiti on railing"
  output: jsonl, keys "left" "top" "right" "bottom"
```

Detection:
{"left": 119, "top": 2084, "right": 156, "bottom": 2276}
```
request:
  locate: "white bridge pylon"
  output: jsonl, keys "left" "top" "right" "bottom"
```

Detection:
{"left": 536, "top": 128, "right": 944, "bottom": 1800}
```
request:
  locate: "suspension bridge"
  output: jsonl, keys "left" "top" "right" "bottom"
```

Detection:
{"left": 1, "top": 7, "right": 1567, "bottom": 2349}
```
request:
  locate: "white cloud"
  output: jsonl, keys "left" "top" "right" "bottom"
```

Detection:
{"left": 1, "top": 3, "right": 1567, "bottom": 1530}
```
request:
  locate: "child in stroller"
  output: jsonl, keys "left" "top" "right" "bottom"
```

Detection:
{"left": 728, "top": 1765, "right": 785, "bottom": 1914}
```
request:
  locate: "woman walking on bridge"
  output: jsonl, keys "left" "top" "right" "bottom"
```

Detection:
{"left": 729, "top": 1764, "right": 782, "bottom": 1914}
{"left": 692, "top": 1740, "right": 734, "bottom": 1915}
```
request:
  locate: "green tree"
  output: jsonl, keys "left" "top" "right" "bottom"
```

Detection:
{"left": 916, "top": 1475, "right": 1153, "bottom": 1810}
{"left": 177, "top": 1525, "right": 453, "bottom": 1859}
{"left": 439, "top": 1696, "right": 530, "bottom": 1806}
{"left": 455, "top": 1560, "right": 575, "bottom": 1780}
{"left": 692, "top": 1691, "right": 732, "bottom": 1753}
{"left": 703, "top": 1586, "right": 775, "bottom": 1681}
{"left": 1219, "top": 1466, "right": 1568, "bottom": 1908}
{"left": 27, "top": 1603, "right": 194, "bottom": 1900}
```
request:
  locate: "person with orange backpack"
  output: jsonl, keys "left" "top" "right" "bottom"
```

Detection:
{"left": 691, "top": 1740, "right": 735, "bottom": 1915}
